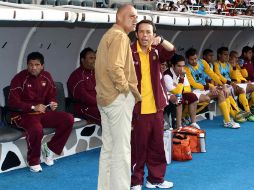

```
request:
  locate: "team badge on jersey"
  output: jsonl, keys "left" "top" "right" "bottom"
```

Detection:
{"left": 41, "top": 81, "right": 46, "bottom": 87}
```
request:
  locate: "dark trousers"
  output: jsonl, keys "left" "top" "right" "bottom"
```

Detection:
{"left": 164, "top": 102, "right": 177, "bottom": 129}
{"left": 131, "top": 111, "right": 167, "bottom": 186}
{"left": 75, "top": 105, "right": 101, "bottom": 125}
{"left": 14, "top": 111, "right": 74, "bottom": 166}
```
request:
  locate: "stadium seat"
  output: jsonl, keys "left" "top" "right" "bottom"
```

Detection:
{"left": 134, "top": 4, "right": 144, "bottom": 10}
{"left": 41, "top": 0, "right": 56, "bottom": 5}
{"left": 96, "top": 0, "right": 108, "bottom": 7}
{"left": 81, "top": 0, "right": 93, "bottom": 7}
{"left": 19, "top": 0, "right": 33, "bottom": 4}
{"left": 111, "top": 2, "right": 121, "bottom": 8}
{"left": 56, "top": 0, "right": 69, "bottom": 5}
{"left": 6, "top": 0, "right": 19, "bottom": 3}
{"left": 69, "top": 0, "right": 82, "bottom": 6}
{"left": 143, "top": 4, "right": 153, "bottom": 10}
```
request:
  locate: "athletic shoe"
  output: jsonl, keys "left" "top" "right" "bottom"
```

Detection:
{"left": 223, "top": 121, "right": 240, "bottom": 129}
{"left": 250, "top": 106, "right": 254, "bottom": 115}
{"left": 182, "top": 116, "right": 191, "bottom": 126}
{"left": 29, "top": 164, "right": 42, "bottom": 172}
{"left": 230, "top": 119, "right": 241, "bottom": 128}
{"left": 190, "top": 122, "right": 200, "bottom": 129}
{"left": 234, "top": 111, "right": 247, "bottom": 123}
{"left": 246, "top": 113, "right": 254, "bottom": 122}
{"left": 145, "top": 180, "right": 173, "bottom": 189}
{"left": 130, "top": 185, "right": 142, "bottom": 190}
{"left": 41, "top": 143, "right": 55, "bottom": 166}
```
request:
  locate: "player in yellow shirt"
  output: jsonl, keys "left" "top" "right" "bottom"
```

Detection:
{"left": 203, "top": 49, "right": 248, "bottom": 123}
{"left": 229, "top": 50, "right": 254, "bottom": 114}
{"left": 214, "top": 47, "right": 254, "bottom": 121}
{"left": 185, "top": 48, "right": 241, "bottom": 128}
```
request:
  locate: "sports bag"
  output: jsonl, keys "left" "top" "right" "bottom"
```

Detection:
{"left": 174, "top": 126, "right": 206, "bottom": 153}
{"left": 172, "top": 133, "right": 192, "bottom": 161}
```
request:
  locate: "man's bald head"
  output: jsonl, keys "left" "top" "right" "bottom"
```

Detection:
{"left": 115, "top": 4, "right": 138, "bottom": 34}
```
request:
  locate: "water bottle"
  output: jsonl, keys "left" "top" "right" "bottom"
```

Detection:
{"left": 199, "top": 133, "right": 206, "bottom": 152}
{"left": 238, "top": 58, "right": 244, "bottom": 67}
{"left": 176, "top": 94, "right": 182, "bottom": 105}
{"left": 163, "top": 128, "right": 173, "bottom": 164}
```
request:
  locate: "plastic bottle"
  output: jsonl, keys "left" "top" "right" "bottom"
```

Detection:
{"left": 199, "top": 133, "right": 206, "bottom": 152}
{"left": 238, "top": 58, "right": 244, "bottom": 67}
{"left": 175, "top": 94, "right": 182, "bottom": 105}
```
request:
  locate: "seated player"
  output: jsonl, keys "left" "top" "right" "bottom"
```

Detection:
{"left": 164, "top": 54, "right": 200, "bottom": 129}
{"left": 67, "top": 48, "right": 100, "bottom": 125}
{"left": 185, "top": 48, "right": 240, "bottom": 128}
{"left": 203, "top": 49, "right": 248, "bottom": 122}
{"left": 8, "top": 52, "right": 74, "bottom": 172}
{"left": 214, "top": 47, "right": 254, "bottom": 121}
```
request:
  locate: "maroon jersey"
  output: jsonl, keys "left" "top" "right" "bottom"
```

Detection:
{"left": 67, "top": 67, "right": 100, "bottom": 123}
{"left": 8, "top": 70, "right": 57, "bottom": 113}
{"left": 67, "top": 67, "right": 97, "bottom": 106}
{"left": 243, "top": 59, "right": 254, "bottom": 82}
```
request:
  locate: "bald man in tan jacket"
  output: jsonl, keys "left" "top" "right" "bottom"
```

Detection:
{"left": 95, "top": 4, "right": 141, "bottom": 190}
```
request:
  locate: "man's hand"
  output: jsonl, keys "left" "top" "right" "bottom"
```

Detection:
{"left": 34, "top": 104, "right": 46, "bottom": 113}
{"left": 221, "top": 85, "right": 231, "bottom": 97}
{"left": 49, "top": 101, "right": 58, "bottom": 111}
{"left": 169, "top": 94, "right": 177, "bottom": 104}
{"left": 151, "top": 36, "right": 162, "bottom": 46}
{"left": 209, "top": 86, "right": 218, "bottom": 96}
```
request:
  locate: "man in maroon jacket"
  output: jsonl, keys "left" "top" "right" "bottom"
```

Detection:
{"left": 67, "top": 48, "right": 100, "bottom": 125}
{"left": 241, "top": 46, "right": 254, "bottom": 82}
{"left": 8, "top": 52, "right": 74, "bottom": 172}
{"left": 130, "top": 20, "right": 175, "bottom": 190}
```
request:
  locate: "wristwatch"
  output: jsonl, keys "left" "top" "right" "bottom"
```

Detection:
{"left": 31, "top": 105, "right": 35, "bottom": 110}
{"left": 160, "top": 35, "right": 164, "bottom": 44}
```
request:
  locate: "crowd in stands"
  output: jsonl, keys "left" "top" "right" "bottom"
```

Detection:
{"left": 156, "top": 0, "right": 254, "bottom": 16}
{"left": 2, "top": 0, "right": 254, "bottom": 17}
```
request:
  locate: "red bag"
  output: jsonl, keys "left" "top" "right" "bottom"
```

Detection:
{"left": 172, "top": 133, "right": 192, "bottom": 161}
{"left": 174, "top": 126, "right": 206, "bottom": 153}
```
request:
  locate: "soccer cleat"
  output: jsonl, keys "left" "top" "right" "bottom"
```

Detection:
{"left": 29, "top": 164, "right": 42, "bottom": 172}
{"left": 234, "top": 111, "right": 247, "bottom": 123}
{"left": 41, "top": 143, "right": 55, "bottom": 166}
{"left": 145, "top": 180, "right": 173, "bottom": 189}
{"left": 246, "top": 113, "right": 254, "bottom": 122}
{"left": 223, "top": 120, "right": 240, "bottom": 129}
{"left": 130, "top": 185, "right": 142, "bottom": 190}
{"left": 190, "top": 122, "right": 200, "bottom": 129}
{"left": 250, "top": 106, "right": 254, "bottom": 115}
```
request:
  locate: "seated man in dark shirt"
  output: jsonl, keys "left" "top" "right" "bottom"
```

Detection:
{"left": 8, "top": 52, "right": 74, "bottom": 172}
{"left": 67, "top": 48, "right": 100, "bottom": 125}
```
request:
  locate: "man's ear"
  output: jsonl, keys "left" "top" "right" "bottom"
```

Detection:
{"left": 135, "top": 32, "right": 138, "bottom": 39}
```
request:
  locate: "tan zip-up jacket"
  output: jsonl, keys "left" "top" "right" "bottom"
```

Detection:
{"left": 95, "top": 24, "right": 141, "bottom": 107}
